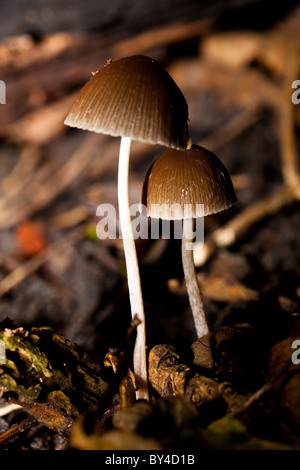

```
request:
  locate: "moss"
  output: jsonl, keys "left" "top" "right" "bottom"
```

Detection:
{"left": 0, "top": 321, "right": 109, "bottom": 435}
{"left": 0, "top": 329, "right": 52, "bottom": 378}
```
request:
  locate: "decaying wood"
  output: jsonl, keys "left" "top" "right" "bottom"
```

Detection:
{"left": 0, "top": 415, "right": 36, "bottom": 446}
{"left": 0, "top": 320, "right": 109, "bottom": 435}
{"left": 148, "top": 343, "right": 244, "bottom": 413}
{"left": 104, "top": 348, "right": 136, "bottom": 411}
{"left": 81, "top": 316, "right": 140, "bottom": 435}
{"left": 112, "top": 395, "right": 198, "bottom": 437}
{"left": 191, "top": 325, "right": 265, "bottom": 391}
{"left": 71, "top": 421, "right": 162, "bottom": 451}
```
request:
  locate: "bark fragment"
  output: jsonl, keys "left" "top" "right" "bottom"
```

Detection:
{"left": 148, "top": 343, "right": 243, "bottom": 413}
{"left": 0, "top": 319, "right": 109, "bottom": 435}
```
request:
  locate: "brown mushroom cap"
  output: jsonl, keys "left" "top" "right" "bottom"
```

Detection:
{"left": 64, "top": 55, "right": 189, "bottom": 150}
{"left": 141, "top": 144, "right": 236, "bottom": 219}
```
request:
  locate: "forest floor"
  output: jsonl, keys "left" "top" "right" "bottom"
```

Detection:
{"left": 0, "top": 1, "right": 300, "bottom": 451}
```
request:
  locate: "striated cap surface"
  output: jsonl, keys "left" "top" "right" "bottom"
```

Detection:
{"left": 64, "top": 55, "right": 189, "bottom": 149}
{"left": 141, "top": 144, "right": 236, "bottom": 219}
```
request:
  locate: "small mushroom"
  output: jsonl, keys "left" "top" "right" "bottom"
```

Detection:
{"left": 141, "top": 144, "right": 236, "bottom": 338}
{"left": 64, "top": 55, "right": 190, "bottom": 400}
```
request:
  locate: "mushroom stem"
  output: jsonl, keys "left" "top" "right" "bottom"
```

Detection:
{"left": 118, "top": 136, "right": 148, "bottom": 401}
{"left": 182, "top": 217, "right": 209, "bottom": 338}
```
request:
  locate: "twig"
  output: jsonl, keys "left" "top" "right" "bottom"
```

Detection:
{"left": 0, "top": 145, "right": 41, "bottom": 204}
{"left": 0, "top": 227, "right": 83, "bottom": 297}
{"left": 112, "top": 19, "right": 214, "bottom": 57}
{"left": 231, "top": 359, "right": 293, "bottom": 417}
{"left": 0, "top": 415, "right": 36, "bottom": 446}
{"left": 4, "top": 94, "right": 77, "bottom": 145}
{"left": 198, "top": 104, "right": 262, "bottom": 152}
{"left": 47, "top": 205, "right": 90, "bottom": 230}
{"left": 193, "top": 60, "right": 300, "bottom": 266}
{"left": 0, "top": 133, "right": 101, "bottom": 228}
{"left": 194, "top": 185, "right": 294, "bottom": 266}
{"left": 0, "top": 403, "right": 22, "bottom": 417}
{"left": 212, "top": 184, "right": 294, "bottom": 247}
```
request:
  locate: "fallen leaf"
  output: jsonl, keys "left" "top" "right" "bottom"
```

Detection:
{"left": 266, "top": 320, "right": 300, "bottom": 428}
{"left": 71, "top": 420, "right": 162, "bottom": 450}
{"left": 198, "top": 272, "right": 259, "bottom": 303}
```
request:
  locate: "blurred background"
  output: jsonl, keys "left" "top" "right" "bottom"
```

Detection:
{"left": 0, "top": 0, "right": 299, "bottom": 360}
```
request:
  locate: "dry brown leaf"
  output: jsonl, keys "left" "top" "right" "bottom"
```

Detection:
{"left": 201, "top": 30, "right": 262, "bottom": 69}
{"left": 267, "top": 319, "right": 300, "bottom": 427}
{"left": 198, "top": 272, "right": 259, "bottom": 303}
{"left": 71, "top": 422, "right": 162, "bottom": 450}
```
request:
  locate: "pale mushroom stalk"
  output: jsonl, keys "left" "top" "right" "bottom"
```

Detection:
{"left": 141, "top": 145, "right": 236, "bottom": 340}
{"left": 64, "top": 55, "right": 190, "bottom": 402}
{"left": 118, "top": 136, "right": 148, "bottom": 400}
{"left": 182, "top": 217, "right": 209, "bottom": 338}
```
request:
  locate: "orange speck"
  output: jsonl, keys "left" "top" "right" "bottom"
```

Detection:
{"left": 15, "top": 220, "right": 47, "bottom": 257}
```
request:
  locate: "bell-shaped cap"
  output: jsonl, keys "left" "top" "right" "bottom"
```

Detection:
{"left": 141, "top": 144, "right": 236, "bottom": 220}
{"left": 64, "top": 55, "right": 189, "bottom": 150}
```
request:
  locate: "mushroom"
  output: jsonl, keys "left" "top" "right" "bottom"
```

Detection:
{"left": 141, "top": 144, "right": 236, "bottom": 338}
{"left": 64, "top": 55, "right": 190, "bottom": 400}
